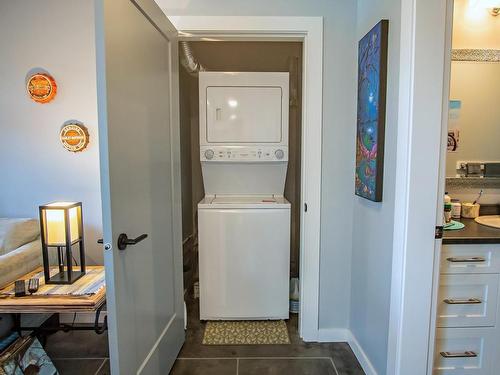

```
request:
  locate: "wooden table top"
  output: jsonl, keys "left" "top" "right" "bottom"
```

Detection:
{"left": 0, "top": 266, "right": 106, "bottom": 313}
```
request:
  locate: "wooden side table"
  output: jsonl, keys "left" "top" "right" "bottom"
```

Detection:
{"left": 0, "top": 266, "right": 107, "bottom": 335}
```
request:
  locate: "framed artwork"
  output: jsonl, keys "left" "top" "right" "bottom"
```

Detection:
{"left": 355, "top": 20, "right": 389, "bottom": 202}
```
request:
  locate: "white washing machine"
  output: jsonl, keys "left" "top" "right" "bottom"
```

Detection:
{"left": 198, "top": 72, "right": 290, "bottom": 320}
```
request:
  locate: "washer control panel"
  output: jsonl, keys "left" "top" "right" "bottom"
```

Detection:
{"left": 200, "top": 146, "right": 288, "bottom": 162}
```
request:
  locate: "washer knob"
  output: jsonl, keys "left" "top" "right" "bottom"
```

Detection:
{"left": 204, "top": 149, "right": 214, "bottom": 160}
{"left": 275, "top": 149, "right": 285, "bottom": 160}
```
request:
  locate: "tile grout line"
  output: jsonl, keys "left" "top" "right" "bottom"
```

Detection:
{"left": 51, "top": 357, "right": 109, "bottom": 361}
{"left": 93, "top": 358, "right": 107, "bottom": 375}
{"left": 329, "top": 357, "right": 340, "bottom": 375}
{"left": 177, "top": 356, "right": 335, "bottom": 360}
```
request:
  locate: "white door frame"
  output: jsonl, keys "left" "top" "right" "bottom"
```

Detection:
{"left": 387, "top": 0, "right": 453, "bottom": 374}
{"left": 168, "top": 16, "right": 323, "bottom": 341}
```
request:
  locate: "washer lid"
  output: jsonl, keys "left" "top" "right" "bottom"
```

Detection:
{"left": 199, "top": 195, "right": 290, "bottom": 209}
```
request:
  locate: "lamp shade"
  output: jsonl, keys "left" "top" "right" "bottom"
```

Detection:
{"left": 41, "top": 202, "right": 81, "bottom": 246}
{"left": 39, "top": 201, "right": 86, "bottom": 284}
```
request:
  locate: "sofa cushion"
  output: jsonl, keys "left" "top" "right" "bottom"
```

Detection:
{"left": 0, "top": 240, "right": 42, "bottom": 289}
{"left": 0, "top": 218, "right": 40, "bottom": 256}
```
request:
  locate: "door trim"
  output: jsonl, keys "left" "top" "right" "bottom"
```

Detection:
{"left": 386, "top": 0, "right": 452, "bottom": 374}
{"left": 169, "top": 16, "right": 323, "bottom": 341}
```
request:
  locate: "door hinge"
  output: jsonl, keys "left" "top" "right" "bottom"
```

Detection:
{"left": 435, "top": 226, "right": 444, "bottom": 239}
{"left": 304, "top": 203, "right": 308, "bottom": 212}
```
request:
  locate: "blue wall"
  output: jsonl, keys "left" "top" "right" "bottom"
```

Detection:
{"left": 0, "top": 0, "right": 103, "bottom": 265}
{"left": 350, "top": 0, "right": 402, "bottom": 373}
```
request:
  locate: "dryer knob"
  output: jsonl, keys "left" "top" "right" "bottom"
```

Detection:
{"left": 275, "top": 149, "right": 285, "bottom": 160}
{"left": 204, "top": 149, "right": 214, "bottom": 160}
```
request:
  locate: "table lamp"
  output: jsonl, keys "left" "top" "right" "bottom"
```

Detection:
{"left": 39, "top": 202, "right": 86, "bottom": 284}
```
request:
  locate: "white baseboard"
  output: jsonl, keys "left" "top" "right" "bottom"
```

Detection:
{"left": 317, "top": 328, "right": 350, "bottom": 342}
{"left": 347, "top": 331, "right": 378, "bottom": 375}
{"left": 317, "top": 328, "right": 378, "bottom": 375}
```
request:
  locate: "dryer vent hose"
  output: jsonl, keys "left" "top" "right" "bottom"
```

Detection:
{"left": 180, "top": 41, "right": 205, "bottom": 76}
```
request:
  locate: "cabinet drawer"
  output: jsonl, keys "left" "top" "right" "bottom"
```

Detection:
{"left": 437, "top": 274, "right": 499, "bottom": 328}
{"left": 441, "top": 245, "right": 500, "bottom": 274}
{"left": 433, "top": 327, "right": 494, "bottom": 375}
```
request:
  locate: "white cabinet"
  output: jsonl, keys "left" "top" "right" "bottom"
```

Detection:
{"left": 441, "top": 245, "right": 500, "bottom": 274}
{"left": 434, "top": 327, "right": 495, "bottom": 375}
{"left": 434, "top": 244, "right": 500, "bottom": 375}
{"left": 437, "top": 274, "right": 499, "bottom": 328}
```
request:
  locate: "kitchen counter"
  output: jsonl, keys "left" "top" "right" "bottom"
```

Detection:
{"left": 443, "top": 217, "right": 500, "bottom": 244}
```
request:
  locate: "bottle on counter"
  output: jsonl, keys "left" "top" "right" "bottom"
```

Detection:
{"left": 444, "top": 192, "right": 451, "bottom": 204}
{"left": 444, "top": 203, "right": 452, "bottom": 223}
{"left": 444, "top": 192, "right": 452, "bottom": 224}
{"left": 451, "top": 199, "right": 461, "bottom": 219}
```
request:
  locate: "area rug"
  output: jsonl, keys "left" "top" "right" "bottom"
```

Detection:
{"left": 202, "top": 320, "right": 290, "bottom": 345}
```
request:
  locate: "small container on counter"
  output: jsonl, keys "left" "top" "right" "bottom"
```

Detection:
{"left": 461, "top": 203, "right": 480, "bottom": 219}
{"left": 444, "top": 202, "right": 452, "bottom": 223}
{"left": 451, "top": 199, "right": 461, "bottom": 219}
{"left": 444, "top": 193, "right": 451, "bottom": 204}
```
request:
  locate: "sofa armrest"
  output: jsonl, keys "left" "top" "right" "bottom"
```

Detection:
{"left": 0, "top": 240, "right": 42, "bottom": 289}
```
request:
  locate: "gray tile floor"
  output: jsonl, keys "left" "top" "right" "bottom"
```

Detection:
{"left": 44, "top": 296, "right": 364, "bottom": 375}
{"left": 171, "top": 296, "right": 364, "bottom": 375}
{"left": 44, "top": 330, "right": 110, "bottom": 375}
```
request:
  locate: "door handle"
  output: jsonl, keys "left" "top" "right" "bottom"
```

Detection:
{"left": 440, "top": 351, "right": 477, "bottom": 358}
{"left": 117, "top": 233, "right": 148, "bottom": 250}
{"left": 444, "top": 298, "right": 482, "bottom": 305}
{"left": 446, "top": 256, "right": 485, "bottom": 263}
{"left": 97, "top": 239, "right": 103, "bottom": 244}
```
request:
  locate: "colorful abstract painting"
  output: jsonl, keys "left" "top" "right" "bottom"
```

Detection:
{"left": 355, "top": 20, "right": 389, "bottom": 202}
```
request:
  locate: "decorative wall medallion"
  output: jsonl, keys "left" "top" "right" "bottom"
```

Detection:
{"left": 452, "top": 49, "right": 500, "bottom": 63}
{"left": 60, "top": 123, "right": 89, "bottom": 152}
{"left": 27, "top": 73, "right": 57, "bottom": 103}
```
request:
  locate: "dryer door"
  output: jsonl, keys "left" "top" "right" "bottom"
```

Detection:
{"left": 206, "top": 86, "right": 283, "bottom": 143}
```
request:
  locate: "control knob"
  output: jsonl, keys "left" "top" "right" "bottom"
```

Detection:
{"left": 275, "top": 149, "right": 285, "bottom": 160}
{"left": 204, "top": 149, "right": 214, "bottom": 160}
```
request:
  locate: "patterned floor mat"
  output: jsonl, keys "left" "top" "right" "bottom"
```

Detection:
{"left": 202, "top": 320, "right": 290, "bottom": 345}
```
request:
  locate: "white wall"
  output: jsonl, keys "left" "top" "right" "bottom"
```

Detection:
{"left": 452, "top": 0, "right": 500, "bottom": 49}
{"left": 0, "top": 0, "right": 103, "bottom": 265}
{"left": 158, "top": 0, "right": 358, "bottom": 330}
{"left": 350, "top": 0, "right": 401, "bottom": 373}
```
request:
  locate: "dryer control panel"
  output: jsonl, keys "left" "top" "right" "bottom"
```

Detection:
{"left": 200, "top": 146, "right": 288, "bottom": 162}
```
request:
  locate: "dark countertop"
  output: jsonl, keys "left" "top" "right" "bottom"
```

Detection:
{"left": 443, "top": 217, "right": 500, "bottom": 244}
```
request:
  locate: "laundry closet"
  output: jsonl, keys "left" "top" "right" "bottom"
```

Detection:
{"left": 178, "top": 41, "right": 303, "bottom": 323}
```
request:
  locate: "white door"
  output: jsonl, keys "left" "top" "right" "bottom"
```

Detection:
{"left": 95, "top": 0, "right": 184, "bottom": 374}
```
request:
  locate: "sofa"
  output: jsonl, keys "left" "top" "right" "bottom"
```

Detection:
{"left": 0, "top": 219, "right": 42, "bottom": 289}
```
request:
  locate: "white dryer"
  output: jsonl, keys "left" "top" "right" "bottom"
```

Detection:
{"left": 198, "top": 72, "right": 290, "bottom": 320}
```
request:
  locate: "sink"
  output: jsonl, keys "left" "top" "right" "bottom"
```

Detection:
{"left": 475, "top": 215, "right": 500, "bottom": 229}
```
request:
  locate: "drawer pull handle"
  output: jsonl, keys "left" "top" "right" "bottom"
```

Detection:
{"left": 447, "top": 256, "right": 485, "bottom": 263}
{"left": 443, "top": 298, "right": 482, "bottom": 305}
{"left": 440, "top": 351, "right": 477, "bottom": 358}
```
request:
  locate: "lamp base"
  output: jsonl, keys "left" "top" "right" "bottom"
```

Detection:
{"left": 45, "top": 270, "right": 86, "bottom": 285}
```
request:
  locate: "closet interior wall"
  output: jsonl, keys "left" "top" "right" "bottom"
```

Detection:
{"left": 179, "top": 41, "right": 303, "bottom": 291}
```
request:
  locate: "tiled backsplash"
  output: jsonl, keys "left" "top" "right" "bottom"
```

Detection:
{"left": 445, "top": 186, "right": 500, "bottom": 205}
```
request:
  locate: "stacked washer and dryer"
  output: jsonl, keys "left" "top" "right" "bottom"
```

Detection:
{"left": 198, "top": 72, "right": 291, "bottom": 320}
